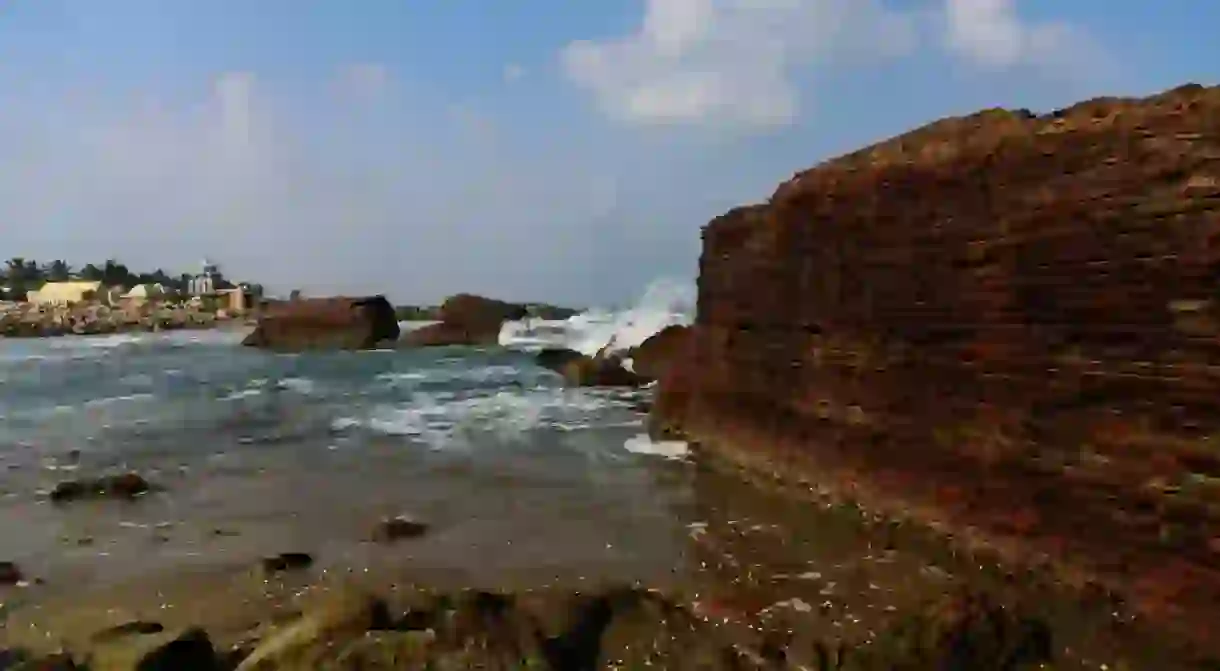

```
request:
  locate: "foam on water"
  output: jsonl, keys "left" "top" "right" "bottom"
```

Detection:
{"left": 622, "top": 434, "right": 690, "bottom": 460}
{"left": 332, "top": 386, "right": 641, "bottom": 450}
{"left": 499, "top": 278, "right": 694, "bottom": 356}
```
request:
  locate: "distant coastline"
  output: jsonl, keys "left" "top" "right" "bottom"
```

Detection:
{"left": 0, "top": 257, "right": 261, "bottom": 338}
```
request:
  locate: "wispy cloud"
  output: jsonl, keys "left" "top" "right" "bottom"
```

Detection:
{"left": 561, "top": 0, "right": 1105, "bottom": 131}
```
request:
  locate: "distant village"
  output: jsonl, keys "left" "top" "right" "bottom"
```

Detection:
{"left": 0, "top": 258, "right": 263, "bottom": 313}
{"left": 0, "top": 258, "right": 268, "bottom": 337}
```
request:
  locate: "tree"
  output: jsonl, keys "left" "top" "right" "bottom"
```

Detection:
{"left": 101, "top": 259, "right": 131, "bottom": 288}
{"left": 80, "top": 263, "right": 103, "bottom": 281}
{"left": 4, "top": 258, "right": 33, "bottom": 300}
{"left": 46, "top": 259, "right": 71, "bottom": 282}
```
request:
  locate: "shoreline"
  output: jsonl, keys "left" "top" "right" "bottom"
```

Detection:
{"left": 656, "top": 416, "right": 1220, "bottom": 665}
{"left": 0, "top": 316, "right": 255, "bottom": 340}
{"left": 0, "top": 446, "right": 1202, "bottom": 669}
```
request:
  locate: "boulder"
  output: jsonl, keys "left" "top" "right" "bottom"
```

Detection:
{"left": 242, "top": 296, "right": 399, "bottom": 351}
{"left": 398, "top": 294, "right": 527, "bottom": 347}
{"left": 623, "top": 324, "right": 690, "bottom": 382}
{"left": 535, "top": 348, "right": 646, "bottom": 387}
{"left": 534, "top": 347, "right": 590, "bottom": 372}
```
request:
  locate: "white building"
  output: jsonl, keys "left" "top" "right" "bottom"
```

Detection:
{"left": 188, "top": 259, "right": 219, "bottom": 296}
{"left": 122, "top": 283, "right": 166, "bottom": 303}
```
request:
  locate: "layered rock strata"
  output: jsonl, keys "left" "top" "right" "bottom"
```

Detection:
{"left": 652, "top": 83, "right": 1220, "bottom": 652}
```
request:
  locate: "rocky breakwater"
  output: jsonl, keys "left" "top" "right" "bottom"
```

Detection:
{"left": 398, "top": 293, "right": 528, "bottom": 347}
{"left": 652, "top": 83, "right": 1220, "bottom": 655}
{"left": 242, "top": 296, "right": 399, "bottom": 351}
{"left": 0, "top": 300, "right": 224, "bottom": 337}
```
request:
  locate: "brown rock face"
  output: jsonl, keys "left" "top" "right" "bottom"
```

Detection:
{"left": 534, "top": 348, "right": 645, "bottom": 387}
{"left": 653, "top": 83, "right": 1220, "bottom": 652}
{"left": 628, "top": 324, "right": 690, "bottom": 381}
{"left": 398, "top": 294, "right": 528, "bottom": 347}
{"left": 242, "top": 296, "right": 399, "bottom": 351}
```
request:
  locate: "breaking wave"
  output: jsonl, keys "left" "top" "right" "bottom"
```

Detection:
{"left": 498, "top": 278, "right": 694, "bottom": 356}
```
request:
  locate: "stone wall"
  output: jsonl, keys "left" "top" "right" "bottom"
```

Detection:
{"left": 653, "top": 83, "right": 1220, "bottom": 650}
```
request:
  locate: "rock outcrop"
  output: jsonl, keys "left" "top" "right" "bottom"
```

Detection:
{"left": 628, "top": 324, "right": 689, "bottom": 381}
{"left": 398, "top": 294, "right": 528, "bottom": 347}
{"left": 533, "top": 327, "right": 689, "bottom": 387}
{"left": 535, "top": 347, "right": 647, "bottom": 387}
{"left": 242, "top": 296, "right": 399, "bottom": 351}
{"left": 652, "top": 83, "right": 1220, "bottom": 652}
{"left": 2, "top": 586, "right": 1062, "bottom": 670}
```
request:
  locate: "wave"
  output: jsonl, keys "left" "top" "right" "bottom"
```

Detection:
{"left": 498, "top": 278, "right": 694, "bottom": 356}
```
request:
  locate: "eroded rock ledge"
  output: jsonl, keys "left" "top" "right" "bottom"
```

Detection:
{"left": 652, "top": 83, "right": 1220, "bottom": 653}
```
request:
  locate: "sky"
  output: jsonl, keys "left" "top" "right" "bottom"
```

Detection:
{"left": 0, "top": 1, "right": 1215, "bottom": 306}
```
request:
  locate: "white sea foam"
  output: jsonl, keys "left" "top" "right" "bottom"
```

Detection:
{"left": 499, "top": 278, "right": 693, "bottom": 356}
{"left": 331, "top": 387, "right": 641, "bottom": 449}
{"left": 622, "top": 433, "right": 689, "bottom": 459}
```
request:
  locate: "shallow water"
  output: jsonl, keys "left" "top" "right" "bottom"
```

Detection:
{"left": 0, "top": 329, "right": 689, "bottom": 587}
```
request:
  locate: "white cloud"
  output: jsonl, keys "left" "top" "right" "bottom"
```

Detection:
{"left": 560, "top": 0, "right": 918, "bottom": 130}
{"left": 503, "top": 63, "right": 526, "bottom": 83}
{"left": 561, "top": 0, "right": 1100, "bottom": 131}
{"left": 943, "top": 0, "right": 1079, "bottom": 70}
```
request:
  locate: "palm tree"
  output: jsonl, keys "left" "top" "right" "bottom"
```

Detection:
{"left": 45, "top": 259, "right": 71, "bottom": 282}
{"left": 80, "top": 263, "right": 103, "bottom": 281}
{"left": 6, "top": 258, "right": 25, "bottom": 279}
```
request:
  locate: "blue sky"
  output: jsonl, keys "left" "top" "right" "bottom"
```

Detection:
{"left": 0, "top": 1, "right": 1215, "bottom": 305}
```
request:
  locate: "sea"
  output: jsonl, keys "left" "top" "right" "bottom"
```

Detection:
{"left": 0, "top": 279, "right": 699, "bottom": 589}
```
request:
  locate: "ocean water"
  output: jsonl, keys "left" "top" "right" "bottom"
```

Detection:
{"left": 0, "top": 282, "right": 697, "bottom": 589}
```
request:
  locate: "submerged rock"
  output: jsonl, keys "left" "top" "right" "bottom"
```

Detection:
{"left": 259, "top": 552, "right": 314, "bottom": 576}
{"left": 48, "top": 472, "right": 153, "bottom": 504}
{"left": 371, "top": 515, "right": 428, "bottom": 543}
{"left": 0, "top": 561, "right": 23, "bottom": 586}
{"left": 89, "top": 627, "right": 220, "bottom": 671}
{"left": 535, "top": 348, "right": 646, "bottom": 387}
{"left": 534, "top": 347, "right": 589, "bottom": 372}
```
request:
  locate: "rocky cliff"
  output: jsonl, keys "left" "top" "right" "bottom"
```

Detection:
{"left": 653, "top": 83, "right": 1220, "bottom": 652}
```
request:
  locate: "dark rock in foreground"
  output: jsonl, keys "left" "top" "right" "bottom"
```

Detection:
{"left": 398, "top": 294, "right": 528, "bottom": 347}
{"left": 0, "top": 561, "right": 22, "bottom": 585}
{"left": 653, "top": 82, "right": 1220, "bottom": 653}
{"left": 242, "top": 296, "right": 399, "bottom": 351}
{"left": 49, "top": 473, "right": 154, "bottom": 504}
{"left": 259, "top": 552, "right": 314, "bottom": 575}
{"left": 370, "top": 515, "right": 428, "bottom": 543}
{"left": 4, "top": 586, "right": 1065, "bottom": 670}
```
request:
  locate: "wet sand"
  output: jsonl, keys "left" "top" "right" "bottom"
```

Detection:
{"left": 1, "top": 447, "right": 1206, "bottom": 669}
